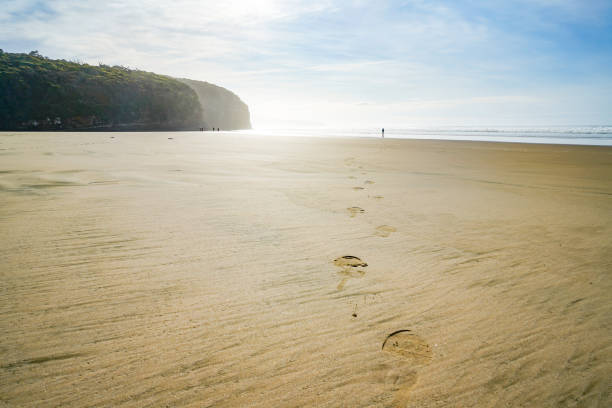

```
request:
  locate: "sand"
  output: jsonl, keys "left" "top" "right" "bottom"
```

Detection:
{"left": 1, "top": 131, "right": 611, "bottom": 407}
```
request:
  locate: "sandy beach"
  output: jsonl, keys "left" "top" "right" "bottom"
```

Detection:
{"left": 1, "top": 131, "right": 611, "bottom": 407}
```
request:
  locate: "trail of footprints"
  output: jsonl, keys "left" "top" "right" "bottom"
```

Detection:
{"left": 332, "top": 157, "right": 432, "bottom": 404}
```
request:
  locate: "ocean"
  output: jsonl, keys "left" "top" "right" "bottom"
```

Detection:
{"left": 237, "top": 126, "right": 612, "bottom": 146}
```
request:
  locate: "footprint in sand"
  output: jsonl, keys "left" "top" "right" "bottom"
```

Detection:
{"left": 375, "top": 225, "right": 396, "bottom": 237}
{"left": 347, "top": 207, "right": 365, "bottom": 217}
{"left": 336, "top": 269, "right": 366, "bottom": 290}
{"left": 364, "top": 180, "right": 375, "bottom": 184}
{"left": 382, "top": 330, "right": 432, "bottom": 364}
{"left": 334, "top": 255, "right": 367, "bottom": 268}
{"left": 333, "top": 256, "right": 367, "bottom": 290}
{"left": 353, "top": 186, "right": 365, "bottom": 191}
{"left": 381, "top": 330, "right": 433, "bottom": 405}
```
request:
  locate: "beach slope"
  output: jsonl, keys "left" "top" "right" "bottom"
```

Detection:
{"left": 1, "top": 132, "right": 611, "bottom": 407}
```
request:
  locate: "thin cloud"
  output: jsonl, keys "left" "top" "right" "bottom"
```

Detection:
{"left": 2, "top": 0, "right": 611, "bottom": 126}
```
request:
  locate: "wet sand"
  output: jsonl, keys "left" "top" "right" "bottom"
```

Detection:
{"left": 1, "top": 131, "right": 611, "bottom": 407}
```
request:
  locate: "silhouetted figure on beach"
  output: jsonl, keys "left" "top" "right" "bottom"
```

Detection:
{"left": 382, "top": 128, "right": 384, "bottom": 138}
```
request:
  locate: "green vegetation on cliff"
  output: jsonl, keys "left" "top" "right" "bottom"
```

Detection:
{"left": 0, "top": 51, "right": 250, "bottom": 131}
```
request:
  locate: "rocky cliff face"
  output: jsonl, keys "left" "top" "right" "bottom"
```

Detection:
{"left": 177, "top": 78, "right": 251, "bottom": 131}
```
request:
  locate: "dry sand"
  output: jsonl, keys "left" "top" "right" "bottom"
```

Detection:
{"left": 1, "top": 131, "right": 611, "bottom": 407}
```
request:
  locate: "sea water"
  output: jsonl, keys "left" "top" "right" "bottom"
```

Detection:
{"left": 237, "top": 126, "right": 612, "bottom": 146}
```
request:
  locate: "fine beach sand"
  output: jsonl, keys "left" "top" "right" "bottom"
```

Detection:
{"left": 1, "top": 131, "right": 611, "bottom": 407}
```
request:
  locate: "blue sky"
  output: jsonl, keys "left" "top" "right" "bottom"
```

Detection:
{"left": 2, "top": 0, "right": 611, "bottom": 127}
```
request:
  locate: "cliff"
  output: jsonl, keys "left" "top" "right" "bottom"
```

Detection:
{"left": 177, "top": 78, "right": 251, "bottom": 130}
{"left": 0, "top": 51, "right": 251, "bottom": 131}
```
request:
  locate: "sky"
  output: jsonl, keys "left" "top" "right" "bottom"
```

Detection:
{"left": 2, "top": 0, "right": 611, "bottom": 128}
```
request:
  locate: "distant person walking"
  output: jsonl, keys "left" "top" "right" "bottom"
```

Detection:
{"left": 382, "top": 128, "right": 384, "bottom": 138}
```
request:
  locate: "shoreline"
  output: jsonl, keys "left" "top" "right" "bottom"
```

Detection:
{"left": 3, "top": 129, "right": 612, "bottom": 147}
{"left": 235, "top": 127, "right": 612, "bottom": 147}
